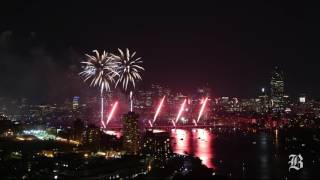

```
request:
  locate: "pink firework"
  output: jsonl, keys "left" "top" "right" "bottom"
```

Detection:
{"left": 148, "top": 120, "right": 153, "bottom": 127}
{"left": 197, "top": 97, "right": 208, "bottom": 124}
{"left": 174, "top": 99, "right": 187, "bottom": 126}
{"left": 106, "top": 101, "right": 119, "bottom": 125}
{"left": 152, "top": 96, "right": 166, "bottom": 124}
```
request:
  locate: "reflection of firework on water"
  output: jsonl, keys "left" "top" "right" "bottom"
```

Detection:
{"left": 79, "top": 50, "right": 119, "bottom": 93}
{"left": 113, "top": 48, "right": 144, "bottom": 91}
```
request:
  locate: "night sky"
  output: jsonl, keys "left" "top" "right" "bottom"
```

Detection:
{"left": 0, "top": 2, "right": 319, "bottom": 102}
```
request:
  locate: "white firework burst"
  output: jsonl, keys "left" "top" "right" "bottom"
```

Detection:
{"left": 79, "top": 50, "right": 119, "bottom": 93}
{"left": 113, "top": 48, "right": 144, "bottom": 91}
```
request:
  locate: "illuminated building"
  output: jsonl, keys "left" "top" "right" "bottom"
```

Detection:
{"left": 73, "top": 96, "right": 80, "bottom": 110}
{"left": 229, "top": 98, "right": 241, "bottom": 112}
{"left": 240, "top": 98, "right": 257, "bottom": 112}
{"left": 270, "top": 66, "right": 285, "bottom": 112}
{"left": 216, "top": 97, "right": 242, "bottom": 112}
{"left": 220, "top": 97, "right": 229, "bottom": 106}
{"left": 142, "top": 130, "right": 172, "bottom": 160}
{"left": 258, "top": 87, "right": 270, "bottom": 113}
{"left": 299, "top": 94, "right": 306, "bottom": 103}
{"left": 122, "top": 112, "right": 140, "bottom": 154}
{"left": 297, "top": 94, "right": 307, "bottom": 114}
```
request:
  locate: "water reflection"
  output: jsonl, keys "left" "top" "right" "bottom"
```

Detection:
{"left": 171, "top": 129, "right": 191, "bottom": 155}
{"left": 107, "top": 128, "right": 316, "bottom": 178}
{"left": 194, "top": 129, "right": 215, "bottom": 168}
{"left": 274, "top": 129, "right": 279, "bottom": 148}
{"left": 257, "top": 132, "right": 271, "bottom": 179}
{"left": 171, "top": 129, "right": 215, "bottom": 168}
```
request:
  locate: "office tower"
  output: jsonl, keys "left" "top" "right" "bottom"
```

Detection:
{"left": 270, "top": 66, "right": 285, "bottom": 112}
{"left": 258, "top": 87, "right": 269, "bottom": 113}
{"left": 72, "top": 96, "right": 80, "bottom": 110}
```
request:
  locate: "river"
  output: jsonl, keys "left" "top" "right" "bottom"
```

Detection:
{"left": 170, "top": 128, "right": 319, "bottom": 179}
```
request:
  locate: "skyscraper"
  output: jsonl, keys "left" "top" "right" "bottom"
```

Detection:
{"left": 258, "top": 87, "right": 270, "bottom": 113}
{"left": 270, "top": 67, "right": 285, "bottom": 112}
{"left": 72, "top": 96, "right": 80, "bottom": 110}
{"left": 122, "top": 112, "right": 140, "bottom": 154}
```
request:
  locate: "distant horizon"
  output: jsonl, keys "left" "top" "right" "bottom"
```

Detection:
{"left": 0, "top": 81, "right": 318, "bottom": 105}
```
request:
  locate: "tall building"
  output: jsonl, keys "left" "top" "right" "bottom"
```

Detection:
{"left": 258, "top": 87, "right": 270, "bottom": 113}
{"left": 270, "top": 67, "right": 285, "bottom": 112}
{"left": 297, "top": 94, "right": 307, "bottom": 114}
{"left": 122, "top": 112, "right": 140, "bottom": 154}
{"left": 72, "top": 118, "right": 84, "bottom": 143}
{"left": 72, "top": 96, "right": 80, "bottom": 110}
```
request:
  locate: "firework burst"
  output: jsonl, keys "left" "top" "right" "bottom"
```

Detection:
{"left": 113, "top": 48, "right": 144, "bottom": 91}
{"left": 79, "top": 50, "right": 119, "bottom": 94}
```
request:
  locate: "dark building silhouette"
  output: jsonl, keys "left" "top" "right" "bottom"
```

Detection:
{"left": 122, "top": 112, "right": 140, "bottom": 154}
{"left": 83, "top": 124, "right": 101, "bottom": 150}
{"left": 142, "top": 130, "right": 172, "bottom": 160}
{"left": 72, "top": 118, "right": 84, "bottom": 143}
